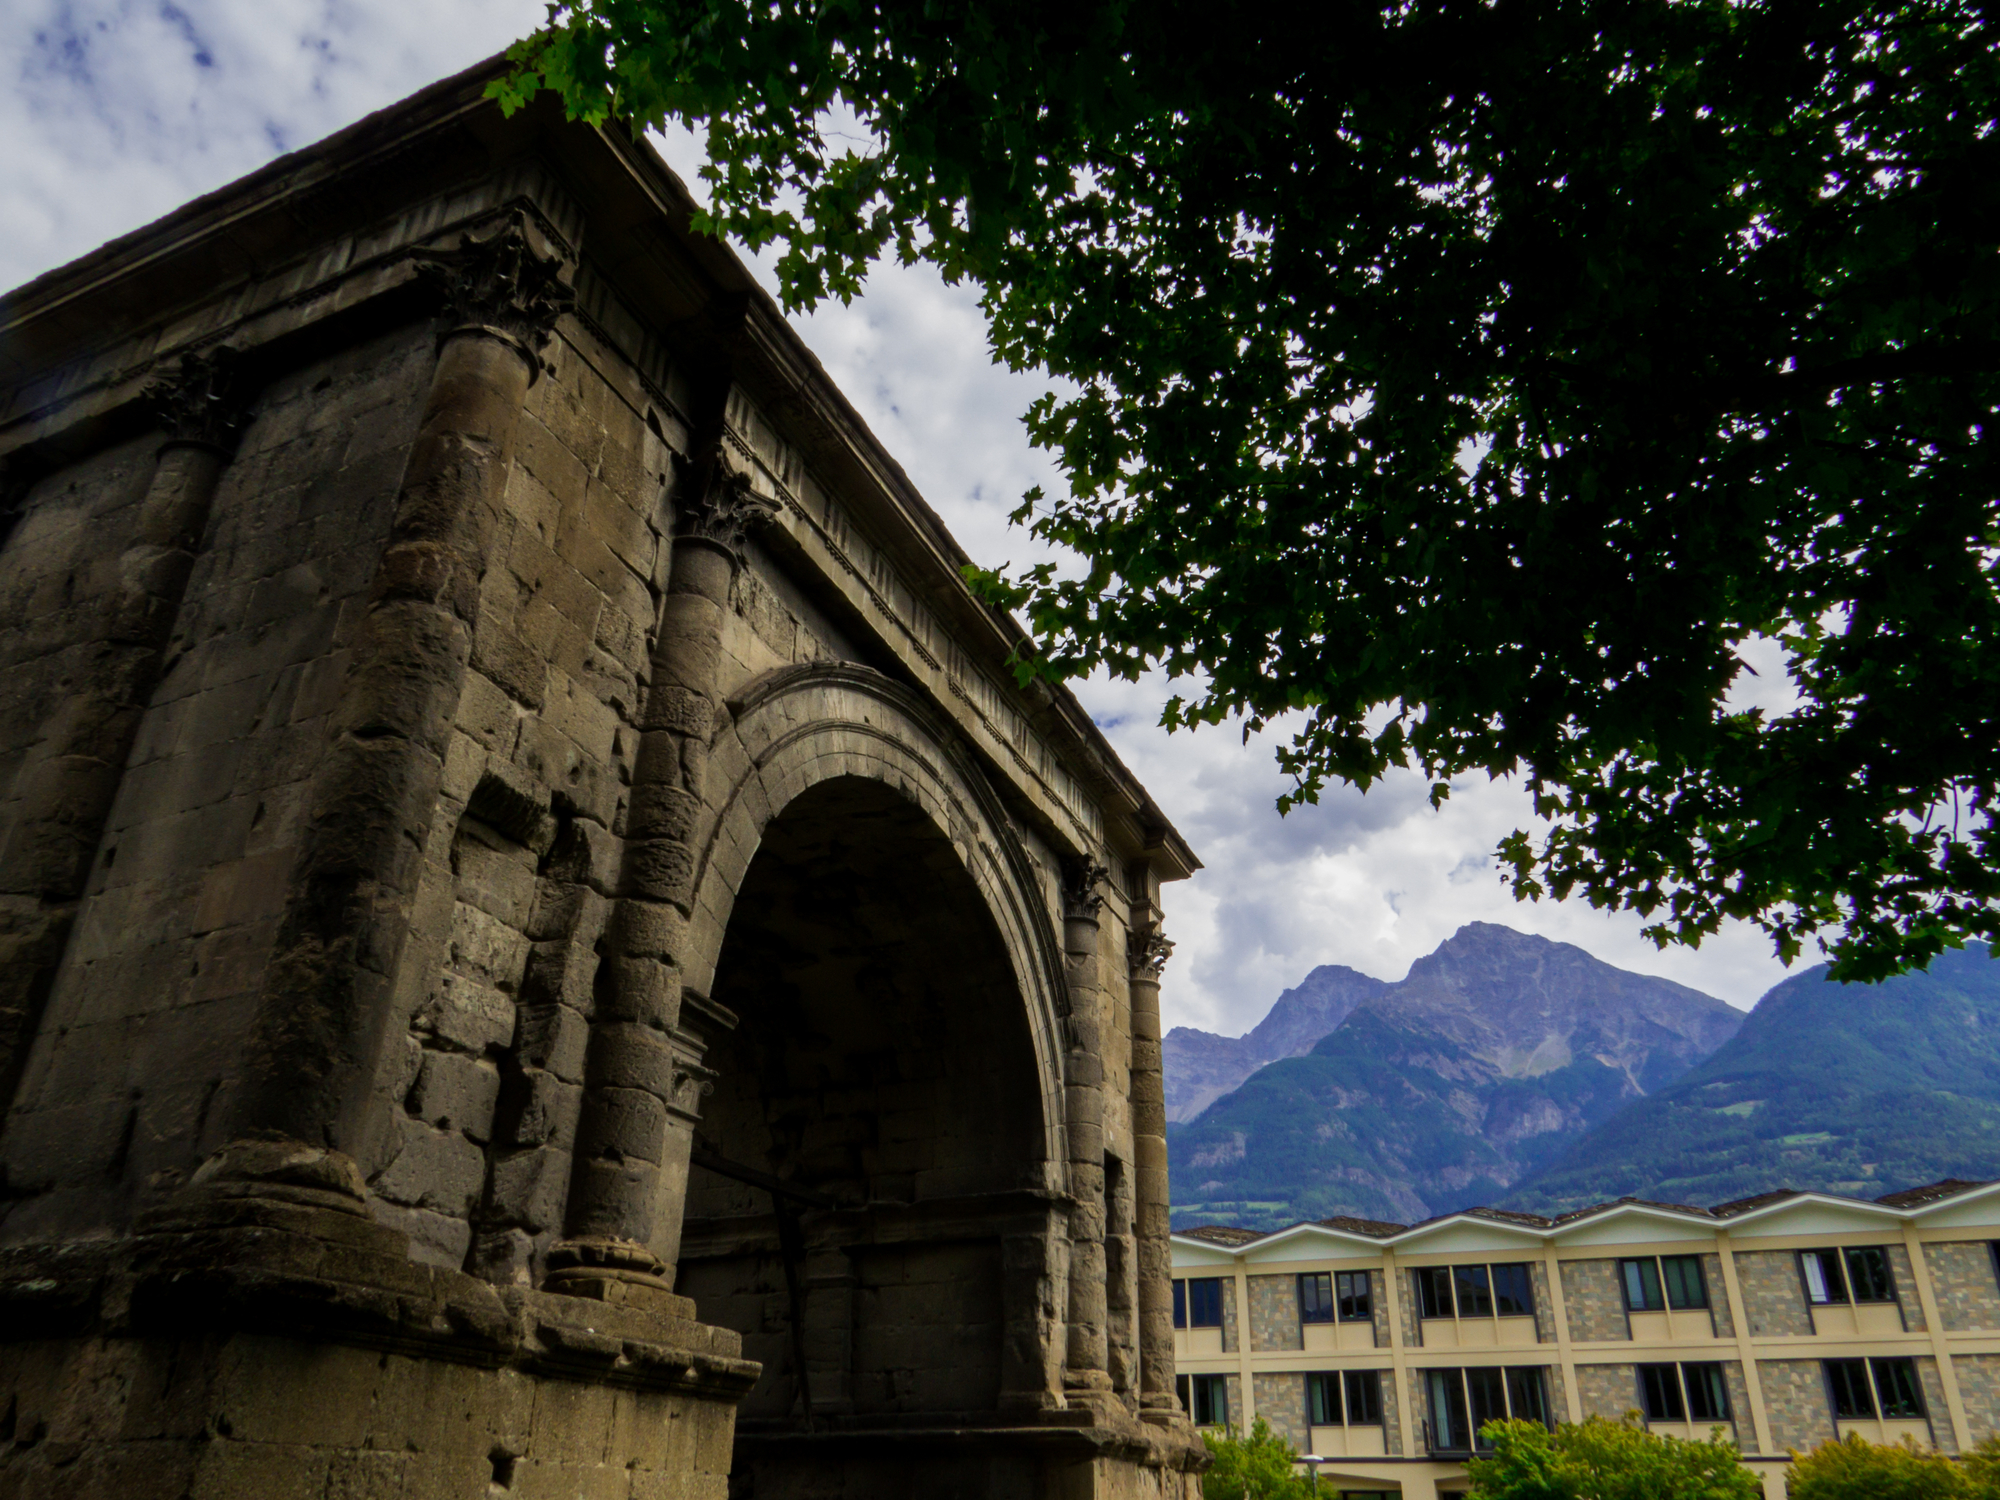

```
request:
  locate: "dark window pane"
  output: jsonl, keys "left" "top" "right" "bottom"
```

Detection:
{"left": 1173, "top": 1280, "right": 1187, "bottom": 1330}
{"left": 1308, "top": 1372, "right": 1342, "bottom": 1427}
{"left": 1872, "top": 1358, "right": 1925, "bottom": 1419}
{"left": 1456, "top": 1264, "right": 1495, "bottom": 1319}
{"left": 1662, "top": 1256, "right": 1709, "bottom": 1310}
{"left": 1346, "top": 1370, "right": 1383, "bottom": 1426}
{"left": 1621, "top": 1258, "right": 1665, "bottom": 1312}
{"left": 1491, "top": 1264, "right": 1536, "bottom": 1318}
{"left": 1846, "top": 1247, "right": 1894, "bottom": 1304}
{"left": 1193, "top": 1374, "right": 1229, "bottom": 1426}
{"left": 1337, "top": 1271, "right": 1373, "bottom": 1323}
{"left": 1466, "top": 1366, "right": 1506, "bottom": 1447}
{"left": 1802, "top": 1250, "right": 1849, "bottom": 1305}
{"left": 1826, "top": 1359, "right": 1875, "bottom": 1419}
{"left": 1427, "top": 1370, "right": 1469, "bottom": 1452}
{"left": 1300, "top": 1273, "right": 1335, "bottom": 1323}
{"left": 1506, "top": 1367, "right": 1550, "bottom": 1428}
{"left": 1417, "top": 1267, "right": 1456, "bottom": 1320}
{"left": 1188, "top": 1278, "right": 1224, "bottom": 1328}
{"left": 1685, "top": 1363, "right": 1731, "bottom": 1423}
{"left": 1176, "top": 1374, "right": 1190, "bottom": 1415}
{"left": 1990, "top": 1242, "right": 2000, "bottom": 1298}
{"left": 1639, "top": 1364, "right": 1685, "bottom": 1422}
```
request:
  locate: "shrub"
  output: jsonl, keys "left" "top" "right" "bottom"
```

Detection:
{"left": 1466, "top": 1416, "right": 1762, "bottom": 1500}
{"left": 1200, "top": 1417, "right": 1318, "bottom": 1500}
{"left": 1788, "top": 1433, "right": 1968, "bottom": 1500}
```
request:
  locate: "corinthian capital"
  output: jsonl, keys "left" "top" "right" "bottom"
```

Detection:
{"left": 144, "top": 345, "right": 251, "bottom": 454}
{"left": 413, "top": 214, "right": 575, "bottom": 378}
{"left": 1062, "top": 858, "right": 1110, "bottom": 923}
{"left": 673, "top": 442, "right": 781, "bottom": 557}
{"left": 1130, "top": 927, "right": 1175, "bottom": 979}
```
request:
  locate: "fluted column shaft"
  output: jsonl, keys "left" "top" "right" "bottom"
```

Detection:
{"left": 217, "top": 220, "right": 572, "bottom": 1195}
{"left": 550, "top": 445, "right": 774, "bottom": 1293}
{"left": 1129, "top": 931, "right": 1176, "bottom": 1413}
{"left": 1062, "top": 863, "right": 1115, "bottom": 1406}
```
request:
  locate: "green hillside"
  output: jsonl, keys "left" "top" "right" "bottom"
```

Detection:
{"left": 1512, "top": 946, "right": 2000, "bottom": 1213}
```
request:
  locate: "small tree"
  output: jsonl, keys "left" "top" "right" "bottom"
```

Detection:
{"left": 1200, "top": 1418, "right": 1317, "bottom": 1500}
{"left": 1467, "top": 1416, "right": 1761, "bottom": 1500}
{"left": 1788, "top": 1433, "right": 1968, "bottom": 1500}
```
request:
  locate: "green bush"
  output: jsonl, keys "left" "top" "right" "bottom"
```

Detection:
{"left": 1200, "top": 1417, "right": 1318, "bottom": 1500}
{"left": 1466, "top": 1416, "right": 1761, "bottom": 1500}
{"left": 1789, "top": 1433, "right": 1974, "bottom": 1500}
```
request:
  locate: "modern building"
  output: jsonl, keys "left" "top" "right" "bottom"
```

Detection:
{"left": 1171, "top": 1180, "right": 2000, "bottom": 1498}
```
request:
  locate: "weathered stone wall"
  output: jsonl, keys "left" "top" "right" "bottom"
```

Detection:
{"left": 1254, "top": 1372, "right": 1306, "bottom": 1448}
{"left": 1369, "top": 1273, "right": 1391, "bottom": 1350}
{"left": 1399, "top": 1270, "right": 1422, "bottom": 1347}
{"left": 1560, "top": 1260, "right": 1628, "bottom": 1342}
{"left": 1886, "top": 1242, "right": 1926, "bottom": 1331}
{"left": 1957, "top": 1354, "right": 2000, "bottom": 1445}
{"left": 1221, "top": 1276, "right": 1241, "bottom": 1355}
{"left": 1248, "top": 1273, "right": 1300, "bottom": 1352}
{"left": 1723, "top": 1361, "right": 1754, "bottom": 1442}
{"left": 1734, "top": 1252, "right": 1813, "bottom": 1337}
{"left": 1530, "top": 1261, "right": 1557, "bottom": 1342}
{"left": 1572, "top": 1363, "right": 1637, "bottom": 1421}
{"left": 1915, "top": 1355, "right": 1957, "bottom": 1452}
{"left": 1927, "top": 1242, "right": 2000, "bottom": 1331}
{"left": 1380, "top": 1365, "right": 1403, "bottom": 1455}
{"left": 1703, "top": 1253, "right": 1736, "bottom": 1337}
{"left": 0, "top": 326, "right": 434, "bottom": 1245}
{"left": 1758, "top": 1360, "right": 1836, "bottom": 1452}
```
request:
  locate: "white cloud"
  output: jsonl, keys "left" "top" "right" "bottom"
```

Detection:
{"left": 2, "top": 4, "right": 1794, "bottom": 1033}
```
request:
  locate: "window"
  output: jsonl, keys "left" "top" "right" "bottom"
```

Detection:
{"left": 1492, "top": 1264, "right": 1535, "bottom": 1318}
{"left": 1662, "top": 1256, "right": 1710, "bottom": 1310}
{"left": 1685, "top": 1364, "right": 1731, "bottom": 1423}
{"left": 1800, "top": 1247, "right": 1898, "bottom": 1306}
{"left": 1638, "top": 1364, "right": 1686, "bottom": 1422}
{"left": 1425, "top": 1367, "right": 1550, "bottom": 1453}
{"left": 1337, "top": 1270, "right": 1374, "bottom": 1323}
{"left": 1177, "top": 1373, "right": 1229, "bottom": 1426}
{"left": 1173, "top": 1280, "right": 1185, "bottom": 1329}
{"left": 1823, "top": 1357, "right": 1926, "bottom": 1422}
{"left": 1300, "top": 1273, "right": 1335, "bottom": 1324}
{"left": 1417, "top": 1263, "right": 1536, "bottom": 1320}
{"left": 1416, "top": 1267, "right": 1455, "bottom": 1320}
{"left": 1181, "top": 1277, "right": 1223, "bottom": 1328}
{"left": 1637, "top": 1363, "right": 1733, "bottom": 1424}
{"left": 1345, "top": 1370, "right": 1383, "bottom": 1426}
{"left": 1620, "top": 1258, "right": 1665, "bottom": 1312}
{"left": 1307, "top": 1372, "right": 1342, "bottom": 1426}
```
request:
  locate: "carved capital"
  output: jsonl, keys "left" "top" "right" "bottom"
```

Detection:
{"left": 144, "top": 345, "right": 251, "bottom": 454}
{"left": 1062, "top": 859, "right": 1110, "bottom": 923}
{"left": 672, "top": 442, "right": 781, "bottom": 557}
{"left": 413, "top": 215, "right": 575, "bottom": 380}
{"left": 1129, "top": 927, "right": 1175, "bottom": 979}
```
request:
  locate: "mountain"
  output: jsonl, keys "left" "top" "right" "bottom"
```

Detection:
{"left": 1511, "top": 945, "right": 2000, "bottom": 1213}
{"left": 1163, "top": 965, "right": 1389, "bottom": 1122}
{"left": 1166, "top": 924, "right": 1744, "bottom": 1230}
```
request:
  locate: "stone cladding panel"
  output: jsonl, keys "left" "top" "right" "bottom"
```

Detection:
{"left": 1561, "top": 1260, "right": 1629, "bottom": 1342}
{"left": 1249, "top": 1273, "right": 1302, "bottom": 1352}
{"left": 1224, "top": 1373, "right": 1244, "bottom": 1430}
{"left": 1221, "top": 1277, "right": 1240, "bottom": 1354}
{"left": 1370, "top": 1271, "right": 1392, "bottom": 1349}
{"left": 1915, "top": 1356, "right": 1957, "bottom": 1452}
{"left": 1758, "top": 1359, "right": 1836, "bottom": 1452}
{"left": 1404, "top": 1368, "right": 1429, "bottom": 1448}
{"left": 1380, "top": 1365, "right": 1403, "bottom": 1455}
{"left": 1531, "top": 1261, "right": 1557, "bottom": 1342}
{"left": 1957, "top": 1353, "right": 2000, "bottom": 1445}
{"left": 1400, "top": 1270, "right": 1423, "bottom": 1347}
{"left": 1886, "top": 1243, "right": 1927, "bottom": 1331}
{"left": 1573, "top": 1363, "right": 1638, "bottom": 1422}
{"left": 1733, "top": 1252, "right": 1814, "bottom": 1336}
{"left": 1702, "top": 1253, "right": 1736, "bottom": 1337}
{"left": 1721, "top": 1361, "right": 1755, "bottom": 1448}
{"left": 1254, "top": 1372, "right": 1307, "bottom": 1449}
{"left": 1927, "top": 1242, "right": 2000, "bottom": 1332}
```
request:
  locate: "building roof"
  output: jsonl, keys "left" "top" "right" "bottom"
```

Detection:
{"left": 1170, "top": 1178, "right": 1999, "bottom": 1257}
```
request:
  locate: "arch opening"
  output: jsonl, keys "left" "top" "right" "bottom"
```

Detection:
{"left": 676, "top": 774, "right": 1052, "bottom": 1438}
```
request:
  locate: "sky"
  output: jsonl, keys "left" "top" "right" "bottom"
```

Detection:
{"left": 4, "top": 0, "right": 1799, "bottom": 1031}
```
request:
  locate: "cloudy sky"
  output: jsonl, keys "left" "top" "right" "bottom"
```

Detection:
{"left": 5, "top": 0, "right": 1799, "bottom": 1031}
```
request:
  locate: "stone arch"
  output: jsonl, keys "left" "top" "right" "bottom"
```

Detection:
{"left": 686, "top": 661, "right": 1072, "bottom": 1170}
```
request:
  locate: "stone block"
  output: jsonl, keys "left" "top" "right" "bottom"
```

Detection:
{"left": 514, "top": 1000, "right": 591, "bottom": 1081}
{"left": 410, "top": 1049, "right": 502, "bottom": 1140}
{"left": 372, "top": 1115, "right": 487, "bottom": 1215}
{"left": 487, "top": 1144, "right": 572, "bottom": 1233}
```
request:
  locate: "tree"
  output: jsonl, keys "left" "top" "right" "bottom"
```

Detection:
{"left": 1788, "top": 1432, "right": 1971, "bottom": 1499}
{"left": 496, "top": 0, "right": 2000, "bottom": 980}
{"left": 1466, "top": 1416, "right": 1761, "bottom": 1500}
{"left": 1198, "top": 1418, "right": 1317, "bottom": 1500}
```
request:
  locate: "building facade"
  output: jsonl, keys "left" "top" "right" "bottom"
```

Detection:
{"left": 0, "top": 58, "right": 1206, "bottom": 1500}
{"left": 1172, "top": 1180, "right": 2000, "bottom": 1498}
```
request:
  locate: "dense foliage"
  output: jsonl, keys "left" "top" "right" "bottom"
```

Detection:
{"left": 1790, "top": 1432, "right": 2000, "bottom": 1499}
{"left": 1518, "top": 943, "right": 2000, "bottom": 1212}
{"left": 1198, "top": 1418, "right": 1318, "bottom": 1500}
{"left": 498, "top": 0, "right": 2000, "bottom": 980}
{"left": 1467, "top": 1417, "right": 1761, "bottom": 1499}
